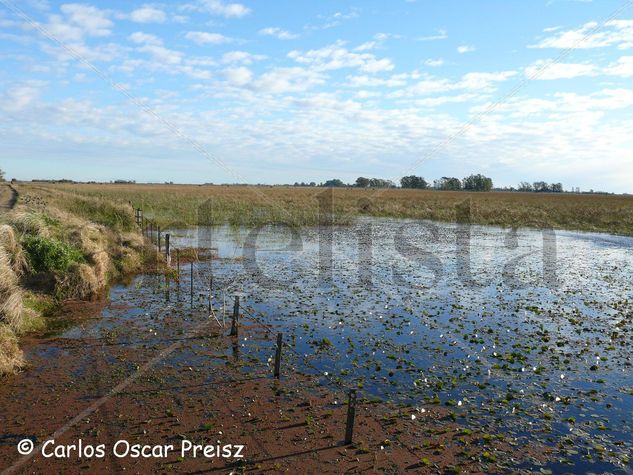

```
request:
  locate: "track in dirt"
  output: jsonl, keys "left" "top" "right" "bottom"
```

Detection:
{"left": 0, "top": 184, "right": 17, "bottom": 212}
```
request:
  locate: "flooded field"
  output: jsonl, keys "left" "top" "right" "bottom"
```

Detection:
{"left": 170, "top": 218, "right": 633, "bottom": 472}
{"left": 2, "top": 217, "right": 632, "bottom": 473}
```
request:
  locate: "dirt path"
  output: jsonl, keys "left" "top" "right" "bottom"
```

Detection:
{"left": 0, "top": 184, "right": 17, "bottom": 212}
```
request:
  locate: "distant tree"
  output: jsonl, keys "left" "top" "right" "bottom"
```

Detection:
{"left": 518, "top": 182, "right": 533, "bottom": 192}
{"left": 400, "top": 175, "right": 428, "bottom": 189}
{"left": 322, "top": 179, "right": 346, "bottom": 187}
{"left": 355, "top": 177, "right": 370, "bottom": 188}
{"left": 0, "top": 169, "right": 4, "bottom": 182}
{"left": 550, "top": 183, "right": 563, "bottom": 193}
{"left": 462, "top": 174, "right": 493, "bottom": 191}
{"left": 309, "top": 182, "right": 316, "bottom": 187}
{"left": 532, "top": 181, "right": 549, "bottom": 192}
{"left": 368, "top": 178, "right": 395, "bottom": 188}
{"left": 434, "top": 177, "right": 462, "bottom": 191}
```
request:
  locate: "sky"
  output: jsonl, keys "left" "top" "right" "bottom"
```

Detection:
{"left": 1, "top": 0, "right": 633, "bottom": 192}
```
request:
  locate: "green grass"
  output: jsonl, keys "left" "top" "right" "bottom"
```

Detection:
{"left": 31, "top": 182, "right": 633, "bottom": 236}
{"left": 21, "top": 235, "right": 85, "bottom": 274}
{"left": 64, "top": 196, "right": 137, "bottom": 231}
{"left": 22, "top": 292, "right": 61, "bottom": 317}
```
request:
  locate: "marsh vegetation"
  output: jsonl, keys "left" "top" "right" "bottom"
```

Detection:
{"left": 35, "top": 182, "right": 633, "bottom": 236}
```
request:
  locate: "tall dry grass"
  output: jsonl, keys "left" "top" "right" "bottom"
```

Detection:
{"left": 0, "top": 185, "right": 159, "bottom": 374}
{"left": 0, "top": 225, "right": 39, "bottom": 374}
{"left": 38, "top": 183, "right": 633, "bottom": 236}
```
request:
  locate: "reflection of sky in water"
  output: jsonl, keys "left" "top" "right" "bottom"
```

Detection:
{"left": 169, "top": 219, "right": 633, "bottom": 471}
{"left": 63, "top": 218, "right": 633, "bottom": 472}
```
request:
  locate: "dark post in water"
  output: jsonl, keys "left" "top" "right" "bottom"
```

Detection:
{"left": 230, "top": 296, "right": 239, "bottom": 336}
{"left": 274, "top": 333, "right": 283, "bottom": 379}
{"left": 344, "top": 389, "right": 357, "bottom": 445}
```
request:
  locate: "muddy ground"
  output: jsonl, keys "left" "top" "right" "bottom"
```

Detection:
{"left": 0, "top": 280, "right": 544, "bottom": 474}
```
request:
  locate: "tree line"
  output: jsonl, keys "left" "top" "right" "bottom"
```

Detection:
{"left": 301, "top": 175, "right": 568, "bottom": 193}
{"left": 518, "top": 182, "right": 563, "bottom": 193}
{"left": 302, "top": 174, "right": 495, "bottom": 191}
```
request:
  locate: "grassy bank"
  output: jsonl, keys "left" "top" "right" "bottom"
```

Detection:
{"left": 0, "top": 185, "right": 158, "bottom": 375}
{"left": 39, "top": 182, "right": 633, "bottom": 236}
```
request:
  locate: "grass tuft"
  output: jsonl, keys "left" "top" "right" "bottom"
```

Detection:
{"left": 21, "top": 235, "right": 85, "bottom": 274}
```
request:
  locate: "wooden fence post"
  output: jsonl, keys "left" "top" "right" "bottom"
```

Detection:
{"left": 274, "top": 333, "right": 283, "bottom": 379}
{"left": 165, "top": 233, "right": 170, "bottom": 265}
{"left": 230, "top": 296, "right": 239, "bottom": 336}
{"left": 344, "top": 389, "right": 357, "bottom": 445}
{"left": 208, "top": 277, "right": 212, "bottom": 313}
{"left": 190, "top": 261, "right": 194, "bottom": 307}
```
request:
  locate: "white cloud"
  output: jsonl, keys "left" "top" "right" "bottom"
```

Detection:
{"left": 59, "top": 3, "right": 112, "bottom": 36}
{"left": 417, "top": 29, "right": 448, "bottom": 41}
{"left": 530, "top": 20, "right": 633, "bottom": 49}
{"left": 604, "top": 55, "right": 633, "bottom": 77}
{"left": 304, "top": 9, "right": 359, "bottom": 31}
{"left": 192, "top": 0, "right": 251, "bottom": 18}
{"left": 457, "top": 45, "right": 475, "bottom": 54}
{"left": 525, "top": 60, "right": 596, "bottom": 79}
{"left": 222, "top": 50, "right": 266, "bottom": 64}
{"left": 185, "top": 31, "right": 232, "bottom": 44}
{"left": 354, "top": 41, "right": 378, "bottom": 52}
{"left": 288, "top": 41, "right": 394, "bottom": 73}
{"left": 38, "top": 3, "right": 112, "bottom": 42}
{"left": 459, "top": 71, "right": 515, "bottom": 89}
{"left": 392, "top": 70, "right": 515, "bottom": 97}
{"left": 1, "top": 80, "right": 47, "bottom": 112}
{"left": 128, "top": 32, "right": 182, "bottom": 65}
{"left": 524, "top": 56, "right": 633, "bottom": 80}
{"left": 253, "top": 67, "right": 326, "bottom": 94}
{"left": 139, "top": 44, "right": 182, "bottom": 64}
{"left": 425, "top": 58, "right": 445, "bottom": 67}
{"left": 129, "top": 6, "right": 166, "bottom": 24}
{"left": 259, "top": 27, "right": 298, "bottom": 40}
{"left": 129, "top": 31, "right": 161, "bottom": 45}
{"left": 414, "top": 93, "right": 484, "bottom": 107}
{"left": 43, "top": 41, "right": 128, "bottom": 63}
{"left": 346, "top": 73, "right": 411, "bottom": 88}
{"left": 223, "top": 66, "right": 253, "bottom": 86}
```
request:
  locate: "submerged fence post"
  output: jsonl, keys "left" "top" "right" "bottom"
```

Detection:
{"left": 274, "top": 333, "right": 283, "bottom": 379}
{"left": 344, "top": 389, "right": 357, "bottom": 445}
{"left": 190, "top": 261, "right": 194, "bottom": 307}
{"left": 230, "top": 296, "right": 239, "bottom": 336}
{"left": 176, "top": 249, "right": 180, "bottom": 280}
{"left": 165, "top": 233, "right": 170, "bottom": 265}
{"left": 208, "top": 277, "right": 212, "bottom": 313}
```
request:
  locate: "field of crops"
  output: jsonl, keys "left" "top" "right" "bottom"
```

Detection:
{"left": 24, "top": 182, "right": 633, "bottom": 236}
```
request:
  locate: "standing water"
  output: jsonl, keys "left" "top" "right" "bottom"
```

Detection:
{"left": 168, "top": 218, "right": 633, "bottom": 472}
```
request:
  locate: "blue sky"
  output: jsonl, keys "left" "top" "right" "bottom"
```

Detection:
{"left": 1, "top": 0, "right": 633, "bottom": 191}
